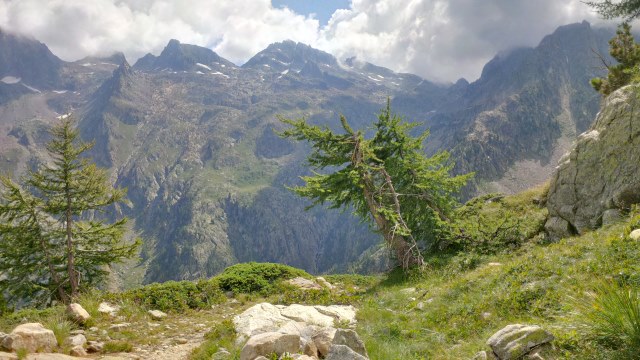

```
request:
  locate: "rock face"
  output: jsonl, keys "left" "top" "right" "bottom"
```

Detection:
{"left": 1, "top": 323, "right": 57, "bottom": 353}
{"left": 487, "top": 324, "right": 554, "bottom": 360}
{"left": 546, "top": 85, "right": 640, "bottom": 239}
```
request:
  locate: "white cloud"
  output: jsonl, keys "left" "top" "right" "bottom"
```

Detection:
{"left": 0, "top": 0, "right": 614, "bottom": 82}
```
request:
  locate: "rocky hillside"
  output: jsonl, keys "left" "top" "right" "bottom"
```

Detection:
{"left": 0, "top": 23, "right": 612, "bottom": 283}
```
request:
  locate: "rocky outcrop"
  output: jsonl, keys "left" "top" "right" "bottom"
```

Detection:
{"left": 546, "top": 85, "right": 640, "bottom": 239}
{"left": 234, "top": 303, "right": 366, "bottom": 360}
{"left": 486, "top": 324, "right": 554, "bottom": 360}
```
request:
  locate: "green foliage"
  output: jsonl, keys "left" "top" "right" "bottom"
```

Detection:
{"left": 450, "top": 187, "right": 548, "bottom": 254}
{"left": 216, "top": 262, "right": 309, "bottom": 294}
{"left": 586, "top": 0, "right": 640, "bottom": 20}
{"left": 191, "top": 320, "right": 239, "bottom": 360}
{"left": 124, "top": 278, "right": 225, "bottom": 313}
{"left": 280, "top": 101, "right": 472, "bottom": 269}
{"left": 581, "top": 281, "right": 640, "bottom": 356}
{"left": 44, "top": 315, "right": 73, "bottom": 346}
{"left": 0, "top": 117, "right": 140, "bottom": 305}
{"left": 591, "top": 23, "right": 640, "bottom": 95}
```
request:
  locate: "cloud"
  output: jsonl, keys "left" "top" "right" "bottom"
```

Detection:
{"left": 0, "top": 0, "right": 319, "bottom": 65}
{"left": 0, "top": 0, "right": 612, "bottom": 82}
{"left": 316, "top": 0, "right": 606, "bottom": 82}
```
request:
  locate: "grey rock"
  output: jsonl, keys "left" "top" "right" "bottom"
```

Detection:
{"left": 69, "top": 345, "right": 87, "bottom": 357}
{"left": 63, "top": 334, "right": 86, "bottom": 347}
{"left": 311, "top": 327, "right": 336, "bottom": 357}
{"left": 602, "top": 209, "right": 623, "bottom": 226}
{"left": 325, "top": 344, "right": 368, "bottom": 360}
{"left": 108, "top": 323, "right": 131, "bottom": 332}
{"left": 98, "top": 302, "right": 119, "bottom": 316}
{"left": 2, "top": 323, "right": 57, "bottom": 353}
{"left": 240, "top": 332, "right": 300, "bottom": 360}
{"left": 66, "top": 303, "right": 91, "bottom": 324}
{"left": 331, "top": 329, "right": 368, "bottom": 358}
{"left": 547, "top": 85, "right": 640, "bottom": 239}
{"left": 487, "top": 324, "right": 554, "bottom": 360}
{"left": 148, "top": 309, "right": 167, "bottom": 320}
{"left": 630, "top": 229, "right": 640, "bottom": 241}
{"left": 86, "top": 340, "right": 104, "bottom": 353}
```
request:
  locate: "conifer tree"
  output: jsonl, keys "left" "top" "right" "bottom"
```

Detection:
{"left": 280, "top": 102, "right": 472, "bottom": 270}
{"left": 586, "top": 0, "right": 640, "bottom": 21}
{"left": 591, "top": 23, "right": 640, "bottom": 95}
{"left": 0, "top": 117, "right": 139, "bottom": 305}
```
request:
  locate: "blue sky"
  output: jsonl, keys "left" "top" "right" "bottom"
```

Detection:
{"left": 272, "top": 0, "right": 351, "bottom": 25}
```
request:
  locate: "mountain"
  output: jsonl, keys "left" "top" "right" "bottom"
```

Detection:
{"left": 0, "top": 22, "right": 613, "bottom": 284}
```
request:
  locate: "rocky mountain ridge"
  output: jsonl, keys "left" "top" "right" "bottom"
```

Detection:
{"left": 0, "top": 22, "right": 613, "bottom": 283}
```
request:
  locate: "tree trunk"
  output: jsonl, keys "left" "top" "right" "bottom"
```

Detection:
{"left": 66, "top": 192, "right": 77, "bottom": 299}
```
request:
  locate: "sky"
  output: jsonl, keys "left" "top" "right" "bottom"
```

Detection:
{"left": 0, "top": 0, "right": 615, "bottom": 83}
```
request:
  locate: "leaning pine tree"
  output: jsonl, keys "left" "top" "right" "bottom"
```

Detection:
{"left": 280, "top": 102, "right": 472, "bottom": 270}
{"left": 0, "top": 117, "right": 139, "bottom": 305}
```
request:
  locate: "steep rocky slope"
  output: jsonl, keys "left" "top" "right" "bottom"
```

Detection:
{"left": 0, "top": 23, "right": 612, "bottom": 283}
{"left": 546, "top": 84, "right": 640, "bottom": 239}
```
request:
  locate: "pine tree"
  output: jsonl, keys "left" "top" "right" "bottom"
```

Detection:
{"left": 591, "top": 23, "right": 640, "bottom": 95}
{"left": 280, "top": 101, "right": 472, "bottom": 270}
{"left": 586, "top": 0, "right": 640, "bottom": 20}
{"left": 0, "top": 117, "right": 139, "bottom": 305}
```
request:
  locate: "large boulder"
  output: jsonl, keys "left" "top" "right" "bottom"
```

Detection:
{"left": 239, "top": 332, "right": 300, "bottom": 360}
{"left": 546, "top": 85, "right": 640, "bottom": 239}
{"left": 487, "top": 324, "right": 554, "bottom": 360}
{"left": 1, "top": 323, "right": 57, "bottom": 353}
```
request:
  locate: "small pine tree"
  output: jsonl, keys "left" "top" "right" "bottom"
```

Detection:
{"left": 280, "top": 101, "right": 472, "bottom": 270}
{"left": 0, "top": 116, "right": 139, "bottom": 305}
{"left": 591, "top": 23, "right": 640, "bottom": 95}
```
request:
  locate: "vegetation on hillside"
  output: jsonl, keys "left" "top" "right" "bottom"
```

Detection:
{"left": 280, "top": 102, "right": 472, "bottom": 270}
{"left": 0, "top": 117, "right": 139, "bottom": 307}
{"left": 591, "top": 23, "right": 640, "bottom": 95}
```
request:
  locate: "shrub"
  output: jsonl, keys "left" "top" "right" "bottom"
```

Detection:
{"left": 583, "top": 281, "right": 640, "bottom": 354}
{"left": 123, "top": 278, "right": 225, "bottom": 313}
{"left": 215, "top": 262, "right": 309, "bottom": 295}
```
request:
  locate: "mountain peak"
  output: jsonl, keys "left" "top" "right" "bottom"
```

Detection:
{"left": 243, "top": 40, "right": 337, "bottom": 71}
{"left": 133, "top": 39, "right": 234, "bottom": 71}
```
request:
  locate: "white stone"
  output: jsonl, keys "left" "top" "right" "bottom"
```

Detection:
{"left": 280, "top": 304, "right": 334, "bottom": 327}
{"left": 63, "top": 334, "right": 86, "bottom": 347}
{"left": 487, "top": 324, "right": 554, "bottom": 360}
{"left": 314, "top": 305, "right": 357, "bottom": 325}
{"left": 148, "top": 310, "right": 167, "bottom": 320}
{"left": 233, "top": 303, "right": 291, "bottom": 338}
{"left": 98, "top": 302, "right": 119, "bottom": 316}
{"left": 630, "top": 229, "right": 640, "bottom": 241}
{"left": 287, "top": 277, "right": 323, "bottom": 290}
{"left": 66, "top": 303, "right": 91, "bottom": 324}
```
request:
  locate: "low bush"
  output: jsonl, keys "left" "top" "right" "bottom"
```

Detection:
{"left": 215, "top": 262, "right": 309, "bottom": 295}
{"left": 123, "top": 278, "right": 225, "bottom": 313}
